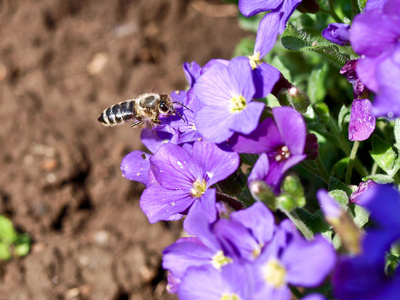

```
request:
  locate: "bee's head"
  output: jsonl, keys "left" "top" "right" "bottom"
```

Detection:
{"left": 159, "top": 94, "right": 175, "bottom": 115}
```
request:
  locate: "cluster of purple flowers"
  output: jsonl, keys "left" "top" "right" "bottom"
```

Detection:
{"left": 115, "top": 0, "right": 400, "bottom": 299}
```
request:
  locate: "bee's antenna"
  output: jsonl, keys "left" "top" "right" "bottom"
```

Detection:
{"left": 172, "top": 101, "right": 190, "bottom": 111}
{"left": 172, "top": 107, "right": 187, "bottom": 123}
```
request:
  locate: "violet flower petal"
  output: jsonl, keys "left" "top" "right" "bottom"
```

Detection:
{"left": 255, "top": 12, "right": 281, "bottom": 58}
{"left": 230, "top": 202, "right": 275, "bottom": 245}
{"left": 140, "top": 184, "right": 191, "bottom": 223}
{"left": 322, "top": 23, "right": 350, "bottom": 46}
{"left": 192, "top": 141, "right": 239, "bottom": 186}
{"left": 150, "top": 143, "right": 203, "bottom": 190}
{"left": 120, "top": 151, "right": 151, "bottom": 186}
{"left": 348, "top": 98, "right": 376, "bottom": 141}
{"left": 239, "top": 0, "right": 283, "bottom": 17}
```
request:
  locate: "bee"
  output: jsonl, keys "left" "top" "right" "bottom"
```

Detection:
{"left": 98, "top": 93, "right": 185, "bottom": 128}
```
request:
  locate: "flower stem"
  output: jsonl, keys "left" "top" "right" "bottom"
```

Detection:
{"left": 282, "top": 208, "right": 314, "bottom": 240}
{"left": 345, "top": 140, "right": 360, "bottom": 185}
{"left": 319, "top": 4, "right": 342, "bottom": 23}
{"left": 328, "top": 117, "right": 368, "bottom": 177}
{"left": 314, "top": 156, "right": 331, "bottom": 184}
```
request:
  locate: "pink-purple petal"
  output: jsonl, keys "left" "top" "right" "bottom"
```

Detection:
{"left": 239, "top": 0, "right": 283, "bottom": 16}
{"left": 195, "top": 106, "right": 235, "bottom": 143}
{"left": 273, "top": 106, "right": 306, "bottom": 155}
{"left": 140, "top": 184, "right": 193, "bottom": 223}
{"left": 150, "top": 143, "right": 202, "bottom": 190}
{"left": 120, "top": 151, "right": 151, "bottom": 186}
{"left": 192, "top": 141, "right": 240, "bottom": 186}
{"left": 349, "top": 99, "right": 376, "bottom": 141}
{"left": 283, "top": 235, "right": 336, "bottom": 287}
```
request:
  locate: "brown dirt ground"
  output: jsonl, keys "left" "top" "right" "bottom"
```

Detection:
{"left": 0, "top": 0, "right": 247, "bottom": 299}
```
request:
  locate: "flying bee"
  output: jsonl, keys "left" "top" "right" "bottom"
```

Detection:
{"left": 98, "top": 93, "right": 187, "bottom": 128}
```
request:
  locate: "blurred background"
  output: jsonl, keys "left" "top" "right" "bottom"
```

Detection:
{"left": 0, "top": 0, "right": 246, "bottom": 298}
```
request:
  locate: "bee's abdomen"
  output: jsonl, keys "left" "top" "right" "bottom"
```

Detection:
{"left": 98, "top": 100, "right": 136, "bottom": 126}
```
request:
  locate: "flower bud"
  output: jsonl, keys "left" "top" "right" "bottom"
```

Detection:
{"left": 304, "top": 133, "right": 319, "bottom": 160}
{"left": 278, "top": 86, "right": 310, "bottom": 113}
{"left": 297, "top": 0, "right": 320, "bottom": 13}
{"left": 249, "top": 180, "right": 277, "bottom": 210}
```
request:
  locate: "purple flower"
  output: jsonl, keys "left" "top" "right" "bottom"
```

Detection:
{"left": 332, "top": 185, "right": 400, "bottom": 299}
{"left": 340, "top": 60, "right": 366, "bottom": 99}
{"left": 163, "top": 212, "right": 235, "bottom": 292}
{"left": 350, "top": 0, "right": 400, "bottom": 117}
{"left": 140, "top": 140, "right": 239, "bottom": 232}
{"left": 252, "top": 220, "right": 336, "bottom": 299}
{"left": 183, "top": 61, "right": 202, "bottom": 88}
{"left": 349, "top": 179, "right": 377, "bottom": 204}
{"left": 240, "top": 107, "right": 307, "bottom": 191}
{"left": 239, "top": 0, "right": 302, "bottom": 33}
{"left": 178, "top": 263, "right": 255, "bottom": 300}
{"left": 322, "top": 23, "right": 350, "bottom": 46}
{"left": 248, "top": 11, "right": 281, "bottom": 99}
{"left": 213, "top": 202, "right": 275, "bottom": 261}
{"left": 348, "top": 98, "right": 376, "bottom": 141}
{"left": 194, "top": 57, "right": 265, "bottom": 143}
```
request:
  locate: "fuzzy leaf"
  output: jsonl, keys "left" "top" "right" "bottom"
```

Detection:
{"left": 281, "top": 23, "right": 349, "bottom": 67}
{"left": 370, "top": 135, "right": 400, "bottom": 176}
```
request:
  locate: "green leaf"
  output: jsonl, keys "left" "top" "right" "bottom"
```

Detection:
{"left": 358, "top": 0, "right": 367, "bottom": 11}
{"left": 0, "top": 243, "right": 11, "bottom": 260}
{"left": 295, "top": 208, "right": 331, "bottom": 234}
{"left": 352, "top": 204, "right": 369, "bottom": 228}
{"left": 14, "top": 233, "right": 31, "bottom": 257}
{"left": 363, "top": 174, "right": 395, "bottom": 184}
{"left": 328, "top": 189, "right": 349, "bottom": 207}
{"left": 328, "top": 177, "right": 353, "bottom": 196}
{"left": 331, "top": 157, "right": 349, "bottom": 180}
{"left": 370, "top": 135, "right": 400, "bottom": 177}
{"left": 394, "top": 118, "right": 400, "bottom": 151}
{"left": 281, "top": 23, "right": 349, "bottom": 67}
{"left": 338, "top": 105, "right": 351, "bottom": 131}
{"left": 307, "top": 63, "right": 329, "bottom": 103}
{"left": 0, "top": 216, "right": 17, "bottom": 245}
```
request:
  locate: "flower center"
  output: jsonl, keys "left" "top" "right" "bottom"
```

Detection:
{"left": 248, "top": 51, "right": 261, "bottom": 70}
{"left": 212, "top": 250, "right": 233, "bottom": 270}
{"left": 275, "top": 145, "right": 291, "bottom": 162}
{"left": 263, "top": 258, "right": 287, "bottom": 288}
{"left": 191, "top": 178, "right": 207, "bottom": 197}
{"left": 220, "top": 293, "right": 240, "bottom": 300}
{"left": 230, "top": 95, "right": 247, "bottom": 112}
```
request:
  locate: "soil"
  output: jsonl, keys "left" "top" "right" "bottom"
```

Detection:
{"left": 0, "top": 0, "right": 246, "bottom": 299}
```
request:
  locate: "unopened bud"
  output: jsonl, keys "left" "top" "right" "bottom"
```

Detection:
{"left": 304, "top": 133, "right": 319, "bottom": 160}
{"left": 249, "top": 180, "right": 277, "bottom": 210}
{"left": 278, "top": 87, "right": 310, "bottom": 113}
{"left": 277, "top": 193, "right": 298, "bottom": 211}
{"left": 296, "top": 0, "right": 320, "bottom": 14}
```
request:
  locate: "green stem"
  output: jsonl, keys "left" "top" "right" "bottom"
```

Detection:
{"left": 345, "top": 140, "right": 360, "bottom": 185}
{"left": 314, "top": 156, "right": 331, "bottom": 184}
{"left": 282, "top": 208, "right": 314, "bottom": 240}
{"left": 319, "top": 8, "right": 342, "bottom": 23}
{"left": 328, "top": 117, "right": 368, "bottom": 177}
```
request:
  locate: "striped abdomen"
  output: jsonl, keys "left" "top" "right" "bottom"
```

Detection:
{"left": 98, "top": 100, "right": 137, "bottom": 126}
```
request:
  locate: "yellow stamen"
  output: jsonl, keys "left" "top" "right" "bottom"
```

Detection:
{"left": 248, "top": 52, "right": 261, "bottom": 70}
{"left": 191, "top": 178, "right": 207, "bottom": 197}
{"left": 230, "top": 95, "right": 247, "bottom": 112}
{"left": 221, "top": 293, "right": 240, "bottom": 300}
{"left": 263, "top": 258, "right": 287, "bottom": 288}
{"left": 212, "top": 250, "right": 233, "bottom": 270}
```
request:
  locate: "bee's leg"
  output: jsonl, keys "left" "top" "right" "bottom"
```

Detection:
{"left": 153, "top": 115, "right": 161, "bottom": 125}
{"left": 131, "top": 120, "right": 143, "bottom": 127}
